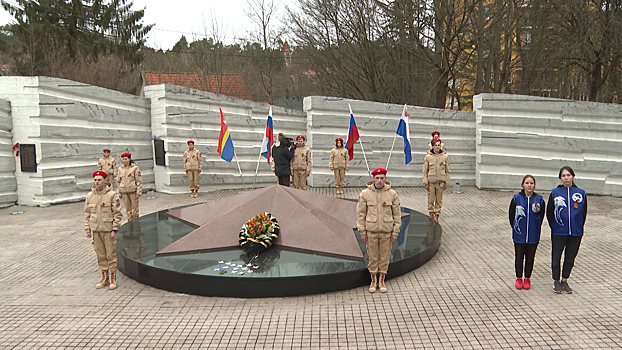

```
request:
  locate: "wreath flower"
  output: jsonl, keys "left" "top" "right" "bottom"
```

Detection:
{"left": 239, "top": 212, "right": 279, "bottom": 255}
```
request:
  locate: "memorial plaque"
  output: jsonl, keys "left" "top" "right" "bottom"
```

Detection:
{"left": 19, "top": 144, "right": 37, "bottom": 172}
{"left": 154, "top": 139, "right": 166, "bottom": 166}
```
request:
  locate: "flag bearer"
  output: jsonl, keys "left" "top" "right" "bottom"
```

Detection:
{"left": 291, "top": 135, "right": 312, "bottom": 190}
{"left": 329, "top": 138, "right": 349, "bottom": 194}
{"left": 423, "top": 138, "right": 450, "bottom": 222}
{"left": 183, "top": 140, "right": 202, "bottom": 197}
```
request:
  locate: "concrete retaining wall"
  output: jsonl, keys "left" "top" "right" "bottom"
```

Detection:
{"left": 474, "top": 94, "right": 622, "bottom": 196}
{"left": 1, "top": 75, "right": 621, "bottom": 205}
{"left": 304, "top": 97, "right": 476, "bottom": 188}
{"left": 145, "top": 84, "right": 306, "bottom": 193}
{"left": 0, "top": 99, "right": 17, "bottom": 207}
{"left": 0, "top": 77, "right": 153, "bottom": 206}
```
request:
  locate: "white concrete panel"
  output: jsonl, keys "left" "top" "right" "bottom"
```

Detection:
{"left": 475, "top": 93, "right": 622, "bottom": 196}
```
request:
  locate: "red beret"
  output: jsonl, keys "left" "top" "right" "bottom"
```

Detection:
{"left": 296, "top": 135, "right": 305, "bottom": 141}
{"left": 371, "top": 168, "right": 387, "bottom": 176}
{"left": 121, "top": 152, "right": 131, "bottom": 158}
{"left": 92, "top": 170, "right": 107, "bottom": 178}
{"left": 431, "top": 131, "right": 440, "bottom": 137}
{"left": 335, "top": 138, "right": 343, "bottom": 143}
{"left": 187, "top": 140, "right": 194, "bottom": 144}
{"left": 431, "top": 137, "right": 441, "bottom": 146}
{"left": 103, "top": 149, "right": 111, "bottom": 152}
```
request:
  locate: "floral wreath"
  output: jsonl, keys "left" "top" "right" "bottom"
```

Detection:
{"left": 239, "top": 212, "right": 279, "bottom": 255}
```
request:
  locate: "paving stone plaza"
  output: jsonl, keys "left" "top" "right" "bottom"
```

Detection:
{"left": 2, "top": 186, "right": 622, "bottom": 349}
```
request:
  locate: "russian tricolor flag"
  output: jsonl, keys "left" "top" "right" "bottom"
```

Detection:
{"left": 345, "top": 104, "right": 359, "bottom": 161}
{"left": 396, "top": 104, "right": 412, "bottom": 164}
{"left": 260, "top": 107, "right": 274, "bottom": 163}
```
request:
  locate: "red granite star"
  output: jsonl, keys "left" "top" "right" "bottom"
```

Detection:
{"left": 157, "top": 184, "right": 363, "bottom": 260}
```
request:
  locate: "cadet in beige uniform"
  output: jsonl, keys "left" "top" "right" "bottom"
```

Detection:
{"left": 356, "top": 168, "right": 401, "bottom": 293}
{"left": 183, "top": 140, "right": 202, "bottom": 197}
{"left": 85, "top": 171, "right": 123, "bottom": 290}
{"left": 423, "top": 138, "right": 450, "bottom": 222}
{"left": 117, "top": 152, "right": 142, "bottom": 221}
{"left": 291, "top": 135, "right": 311, "bottom": 190}
{"left": 329, "top": 138, "right": 349, "bottom": 194}
{"left": 97, "top": 149, "right": 117, "bottom": 189}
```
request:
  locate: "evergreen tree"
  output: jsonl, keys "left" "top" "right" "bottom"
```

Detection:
{"left": 1, "top": 0, "right": 153, "bottom": 75}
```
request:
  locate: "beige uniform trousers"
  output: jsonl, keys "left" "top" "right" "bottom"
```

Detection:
{"left": 333, "top": 169, "right": 345, "bottom": 188}
{"left": 121, "top": 192, "right": 139, "bottom": 221}
{"left": 366, "top": 232, "right": 392, "bottom": 274}
{"left": 428, "top": 182, "right": 445, "bottom": 215}
{"left": 293, "top": 170, "right": 307, "bottom": 190}
{"left": 92, "top": 231, "right": 117, "bottom": 272}
{"left": 187, "top": 170, "right": 200, "bottom": 190}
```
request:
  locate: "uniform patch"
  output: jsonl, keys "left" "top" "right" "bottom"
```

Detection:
{"left": 138, "top": 171, "right": 141, "bottom": 176}
{"left": 100, "top": 202, "right": 105, "bottom": 207}
{"left": 115, "top": 198, "right": 120, "bottom": 207}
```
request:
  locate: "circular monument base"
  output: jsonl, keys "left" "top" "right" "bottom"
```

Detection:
{"left": 117, "top": 207, "right": 441, "bottom": 298}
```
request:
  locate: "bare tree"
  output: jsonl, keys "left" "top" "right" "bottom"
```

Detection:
{"left": 245, "top": 0, "right": 285, "bottom": 102}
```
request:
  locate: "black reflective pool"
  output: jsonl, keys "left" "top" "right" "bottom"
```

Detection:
{"left": 117, "top": 206, "right": 441, "bottom": 297}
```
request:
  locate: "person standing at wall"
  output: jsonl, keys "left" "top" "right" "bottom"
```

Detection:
{"left": 427, "top": 131, "right": 446, "bottom": 153}
{"left": 97, "top": 149, "right": 117, "bottom": 190}
{"left": 272, "top": 137, "right": 294, "bottom": 187}
{"left": 422, "top": 138, "right": 450, "bottom": 222}
{"left": 547, "top": 166, "right": 587, "bottom": 294}
{"left": 356, "top": 168, "right": 401, "bottom": 293}
{"left": 329, "top": 138, "right": 349, "bottom": 195}
{"left": 183, "top": 140, "right": 202, "bottom": 197}
{"left": 291, "top": 135, "right": 312, "bottom": 190}
{"left": 509, "top": 175, "right": 545, "bottom": 290}
{"left": 85, "top": 171, "right": 123, "bottom": 290}
{"left": 117, "top": 152, "right": 142, "bottom": 221}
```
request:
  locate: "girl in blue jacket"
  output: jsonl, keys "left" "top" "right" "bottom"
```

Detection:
{"left": 509, "top": 175, "right": 545, "bottom": 290}
{"left": 546, "top": 166, "right": 587, "bottom": 294}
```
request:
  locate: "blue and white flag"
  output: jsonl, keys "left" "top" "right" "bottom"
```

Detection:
{"left": 396, "top": 104, "right": 412, "bottom": 164}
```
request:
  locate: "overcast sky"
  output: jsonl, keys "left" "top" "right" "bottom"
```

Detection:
{"left": 0, "top": 0, "right": 293, "bottom": 51}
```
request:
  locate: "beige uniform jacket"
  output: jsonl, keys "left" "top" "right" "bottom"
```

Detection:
{"left": 291, "top": 146, "right": 311, "bottom": 172}
{"left": 356, "top": 181, "right": 401, "bottom": 236}
{"left": 117, "top": 163, "right": 143, "bottom": 195}
{"left": 97, "top": 156, "right": 117, "bottom": 177}
{"left": 84, "top": 185, "right": 122, "bottom": 233}
{"left": 329, "top": 147, "right": 350, "bottom": 170}
{"left": 422, "top": 150, "right": 450, "bottom": 185}
{"left": 183, "top": 148, "right": 202, "bottom": 171}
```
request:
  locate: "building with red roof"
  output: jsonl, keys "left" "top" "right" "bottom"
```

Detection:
{"left": 141, "top": 72, "right": 254, "bottom": 101}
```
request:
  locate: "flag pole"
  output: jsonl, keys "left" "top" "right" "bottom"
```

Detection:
{"left": 386, "top": 134, "right": 398, "bottom": 170}
{"left": 358, "top": 138, "right": 371, "bottom": 176}
{"left": 251, "top": 153, "right": 262, "bottom": 190}
{"left": 233, "top": 152, "right": 246, "bottom": 190}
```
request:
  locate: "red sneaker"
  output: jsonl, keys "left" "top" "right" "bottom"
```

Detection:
{"left": 523, "top": 278, "right": 531, "bottom": 290}
{"left": 515, "top": 278, "right": 523, "bottom": 289}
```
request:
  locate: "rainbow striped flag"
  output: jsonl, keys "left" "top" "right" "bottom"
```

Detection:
{"left": 217, "top": 108, "right": 235, "bottom": 162}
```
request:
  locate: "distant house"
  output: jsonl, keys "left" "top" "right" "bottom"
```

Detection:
{"left": 141, "top": 72, "right": 254, "bottom": 101}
